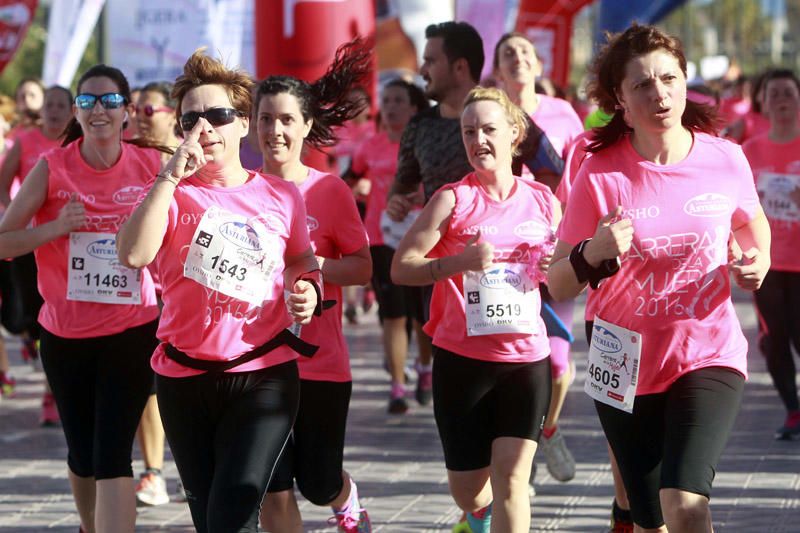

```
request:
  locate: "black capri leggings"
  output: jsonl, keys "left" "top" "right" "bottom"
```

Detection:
{"left": 267, "top": 379, "right": 352, "bottom": 505}
{"left": 754, "top": 269, "right": 800, "bottom": 412}
{"left": 39, "top": 320, "right": 158, "bottom": 480}
{"left": 432, "top": 346, "right": 551, "bottom": 471}
{"left": 588, "top": 319, "right": 744, "bottom": 528}
{"left": 157, "top": 360, "right": 299, "bottom": 533}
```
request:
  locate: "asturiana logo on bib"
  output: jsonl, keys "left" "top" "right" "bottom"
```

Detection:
{"left": 86, "top": 238, "right": 117, "bottom": 260}
{"left": 220, "top": 222, "right": 261, "bottom": 251}
{"left": 113, "top": 186, "right": 144, "bottom": 205}
{"left": 683, "top": 193, "right": 731, "bottom": 217}
{"left": 592, "top": 325, "right": 622, "bottom": 353}
{"left": 306, "top": 216, "right": 319, "bottom": 232}
{"left": 479, "top": 268, "right": 522, "bottom": 289}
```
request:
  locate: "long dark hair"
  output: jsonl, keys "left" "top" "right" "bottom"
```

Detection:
{"left": 586, "top": 24, "right": 719, "bottom": 153}
{"left": 254, "top": 37, "right": 373, "bottom": 149}
{"left": 61, "top": 65, "right": 173, "bottom": 155}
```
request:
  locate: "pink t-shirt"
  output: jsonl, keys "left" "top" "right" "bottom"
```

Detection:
{"left": 555, "top": 131, "right": 593, "bottom": 206}
{"left": 35, "top": 140, "right": 161, "bottom": 338}
{"left": 295, "top": 167, "right": 369, "bottom": 382}
{"left": 10, "top": 128, "right": 61, "bottom": 199}
{"left": 740, "top": 110, "right": 770, "bottom": 144}
{"left": 424, "top": 173, "right": 554, "bottom": 363}
{"left": 531, "top": 94, "right": 585, "bottom": 158}
{"left": 150, "top": 171, "right": 311, "bottom": 378}
{"left": 351, "top": 130, "right": 398, "bottom": 246}
{"left": 742, "top": 133, "right": 800, "bottom": 272}
{"left": 558, "top": 132, "right": 760, "bottom": 394}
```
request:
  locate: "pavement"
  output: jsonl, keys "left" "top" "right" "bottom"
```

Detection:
{"left": 1, "top": 290, "right": 799, "bottom": 532}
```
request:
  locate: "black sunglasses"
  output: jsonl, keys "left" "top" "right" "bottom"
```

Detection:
{"left": 75, "top": 93, "right": 127, "bottom": 110}
{"left": 180, "top": 107, "right": 242, "bottom": 131}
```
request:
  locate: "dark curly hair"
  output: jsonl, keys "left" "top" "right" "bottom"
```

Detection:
{"left": 586, "top": 24, "right": 719, "bottom": 153}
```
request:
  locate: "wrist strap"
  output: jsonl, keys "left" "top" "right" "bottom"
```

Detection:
{"left": 568, "top": 239, "right": 592, "bottom": 284}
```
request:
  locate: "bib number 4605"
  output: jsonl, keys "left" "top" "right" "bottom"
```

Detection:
{"left": 588, "top": 363, "right": 620, "bottom": 388}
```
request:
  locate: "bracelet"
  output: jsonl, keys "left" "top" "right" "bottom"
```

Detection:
{"left": 428, "top": 259, "right": 437, "bottom": 282}
{"left": 156, "top": 172, "right": 180, "bottom": 186}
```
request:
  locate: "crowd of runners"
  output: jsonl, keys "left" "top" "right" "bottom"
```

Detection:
{"left": 0, "top": 16, "right": 796, "bottom": 533}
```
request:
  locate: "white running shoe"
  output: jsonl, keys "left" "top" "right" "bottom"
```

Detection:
{"left": 136, "top": 471, "right": 170, "bottom": 506}
{"left": 540, "top": 428, "right": 576, "bottom": 482}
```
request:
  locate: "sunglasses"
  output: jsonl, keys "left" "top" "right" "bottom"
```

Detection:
{"left": 75, "top": 93, "right": 127, "bottom": 110}
{"left": 180, "top": 107, "right": 242, "bottom": 131}
{"left": 136, "top": 104, "right": 173, "bottom": 117}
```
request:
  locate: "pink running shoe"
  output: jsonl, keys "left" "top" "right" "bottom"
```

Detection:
{"left": 330, "top": 507, "right": 371, "bottom": 533}
{"left": 40, "top": 392, "right": 60, "bottom": 427}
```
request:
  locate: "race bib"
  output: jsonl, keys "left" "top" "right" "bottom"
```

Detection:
{"left": 463, "top": 262, "right": 538, "bottom": 336}
{"left": 184, "top": 206, "right": 280, "bottom": 306}
{"left": 584, "top": 317, "right": 641, "bottom": 413}
{"left": 757, "top": 172, "right": 800, "bottom": 222}
{"left": 67, "top": 232, "right": 142, "bottom": 304}
{"left": 380, "top": 209, "right": 420, "bottom": 250}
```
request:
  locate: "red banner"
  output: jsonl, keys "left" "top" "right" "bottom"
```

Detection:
{"left": 254, "top": 0, "right": 376, "bottom": 171}
{"left": 515, "top": 0, "right": 594, "bottom": 89}
{"left": 0, "top": 0, "right": 37, "bottom": 75}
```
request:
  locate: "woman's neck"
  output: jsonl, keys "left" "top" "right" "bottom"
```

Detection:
{"left": 769, "top": 117, "right": 800, "bottom": 143}
{"left": 505, "top": 81, "right": 539, "bottom": 115}
{"left": 263, "top": 159, "right": 308, "bottom": 185}
{"left": 474, "top": 167, "right": 515, "bottom": 201}
{"left": 196, "top": 160, "right": 250, "bottom": 188}
{"left": 630, "top": 126, "right": 693, "bottom": 165}
{"left": 386, "top": 125, "right": 404, "bottom": 143}
{"left": 80, "top": 137, "right": 123, "bottom": 170}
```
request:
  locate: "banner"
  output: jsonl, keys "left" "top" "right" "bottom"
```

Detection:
{"left": 105, "top": 0, "right": 255, "bottom": 88}
{"left": 456, "top": 0, "right": 519, "bottom": 80}
{"left": 43, "top": 0, "right": 105, "bottom": 87}
{"left": 0, "top": 0, "right": 37, "bottom": 76}
{"left": 515, "top": 0, "right": 594, "bottom": 89}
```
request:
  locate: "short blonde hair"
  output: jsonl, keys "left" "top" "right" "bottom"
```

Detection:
{"left": 463, "top": 86, "right": 528, "bottom": 156}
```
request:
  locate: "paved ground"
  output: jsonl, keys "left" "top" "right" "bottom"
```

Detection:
{"left": 1, "top": 290, "right": 799, "bottom": 532}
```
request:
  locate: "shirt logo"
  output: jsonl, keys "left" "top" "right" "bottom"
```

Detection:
{"left": 683, "top": 193, "right": 732, "bottom": 218}
{"left": 112, "top": 186, "right": 144, "bottom": 205}
{"left": 513, "top": 220, "right": 549, "bottom": 241}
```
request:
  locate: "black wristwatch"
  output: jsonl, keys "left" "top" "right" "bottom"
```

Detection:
{"left": 569, "top": 239, "right": 593, "bottom": 284}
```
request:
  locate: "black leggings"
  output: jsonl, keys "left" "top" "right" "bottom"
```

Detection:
{"left": 267, "top": 379, "right": 352, "bottom": 505}
{"left": 157, "top": 360, "right": 300, "bottom": 533}
{"left": 588, "top": 316, "right": 743, "bottom": 528}
{"left": 39, "top": 320, "right": 158, "bottom": 479}
{"left": 754, "top": 270, "right": 800, "bottom": 411}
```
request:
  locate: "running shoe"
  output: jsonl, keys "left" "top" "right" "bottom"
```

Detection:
{"left": 344, "top": 305, "right": 358, "bottom": 325}
{"left": 362, "top": 288, "right": 375, "bottom": 313}
{"left": 539, "top": 427, "right": 576, "bottom": 482}
{"left": 330, "top": 507, "right": 371, "bottom": 533}
{"left": 0, "top": 372, "right": 16, "bottom": 397}
{"left": 415, "top": 362, "right": 433, "bottom": 406}
{"left": 609, "top": 499, "right": 634, "bottom": 533}
{"left": 388, "top": 383, "right": 408, "bottom": 414}
{"left": 465, "top": 503, "right": 492, "bottom": 533}
{"left": 21, "top": 338, "right": 39, "bottom": 364}
{"left": 40, "top": 392, "right": 60, "bottom": 427}
{"left": 775, "top": 411, "right": 800, "bottom": 440}
{"left": 136, "top": 471, "right": 170, "bottom": 506}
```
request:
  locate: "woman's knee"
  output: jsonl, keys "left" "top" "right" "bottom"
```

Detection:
{"left": 660, "top": 489, "right": 709, "bottom": 530}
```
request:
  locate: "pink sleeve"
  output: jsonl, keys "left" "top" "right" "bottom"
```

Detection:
{"left": 557, "top": 168, "right": 603, "bottom": 246}
{"left": 331, "top": 179, "right": 369, "bottom": 253}
{"left": 285, "top": 185, "right": 311, "bottom": 257}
